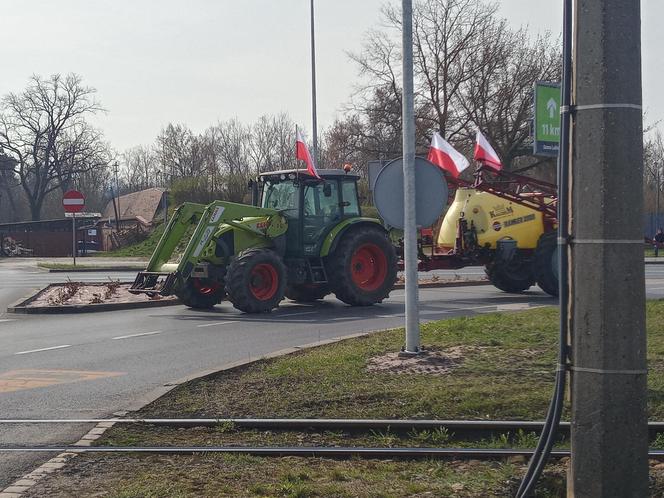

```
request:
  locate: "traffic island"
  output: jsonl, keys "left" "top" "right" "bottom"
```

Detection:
{"left": 17, "top": 303, "right": 664, "bottom": 497}
{"left": 7, "top": 282, "right": 179, "bottom": 314}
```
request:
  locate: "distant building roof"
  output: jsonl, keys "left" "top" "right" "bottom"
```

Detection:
{"left": 103, "top": 188, "right": 166, "bottom": 222}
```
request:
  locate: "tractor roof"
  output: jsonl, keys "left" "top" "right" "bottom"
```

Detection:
{"left": 258, "top": 169, "right": 360, "bottom": 180}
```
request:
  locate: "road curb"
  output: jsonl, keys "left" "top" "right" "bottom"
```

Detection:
{"left": 6, "top": 283, "right": 180, "bottom": 314}
{"left": 1, "top": 330, "right": 384, "bottom": 496}
{"left": 44, "top": 266, "right": 144, "bottom": 273}
{"left": 393, "top": 279, "right": 487, "bottom": 289}
{"left": 6, "top": 279, "right": 488, "bottom": 315}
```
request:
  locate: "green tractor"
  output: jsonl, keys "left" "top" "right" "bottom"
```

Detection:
{"left": 130, "top": 169, "right": 398, "bottom": 313}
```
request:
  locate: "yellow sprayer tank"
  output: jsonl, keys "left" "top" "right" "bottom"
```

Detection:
{"left": 438, "top": 188, "right": 545, "bottom": 250}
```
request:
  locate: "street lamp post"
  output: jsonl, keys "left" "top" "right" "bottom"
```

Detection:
{"left": 310, "top": 0, "right": 318, "bottom": 165}
{"left": 401, "top": 0, "right": 420, "bottom": 353}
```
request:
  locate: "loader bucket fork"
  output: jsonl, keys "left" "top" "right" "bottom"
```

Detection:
{"left": 129, "top": 202, "right": 207, "bottom": 295}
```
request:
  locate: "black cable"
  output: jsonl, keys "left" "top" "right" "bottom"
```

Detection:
{"left": 516, "top": 0, "right": 573, "bottom": 495}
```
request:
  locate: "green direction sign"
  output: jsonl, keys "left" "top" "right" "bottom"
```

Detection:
{"left": 534, "top": 81, "right": 561, "bottom": 156}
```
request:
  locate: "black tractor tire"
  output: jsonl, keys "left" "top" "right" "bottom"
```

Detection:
{"left": 226, "top": 248, "right": 286, "bottom": 313}
{"left": 534, "top": 231, "right": 559, "bottom": 297}
{"left": 285, "top": 284, "right": 330, "bottom": 302}
{"left": 485, "top": 251, "right": 535, "bottom": 293}
{"left": 327, "top": 226, "right": 398, "bottom": 306}
{"left": 177, "top": 278, "right": 226, "bottom": 309}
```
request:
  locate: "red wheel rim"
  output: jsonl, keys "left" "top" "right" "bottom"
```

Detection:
{"left": 193, "top": 278, "right": 220, "bottom": 295}
{"left": 250, "top": 263, "right": 279, "bottom": 300}
{"left": 350, "top": 243, "right": 387, "bottom": 292}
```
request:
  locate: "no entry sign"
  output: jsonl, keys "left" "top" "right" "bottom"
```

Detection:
{"left": 63, "top": 190, "right": 85, "bottom": 213}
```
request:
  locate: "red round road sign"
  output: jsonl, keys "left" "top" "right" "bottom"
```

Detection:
{"left": 63, "top": 190, "right": 85, "bottom": 213}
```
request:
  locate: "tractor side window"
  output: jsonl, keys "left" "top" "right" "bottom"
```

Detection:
{"left": 341, "top": 180, "right": 360, "bottom": 216}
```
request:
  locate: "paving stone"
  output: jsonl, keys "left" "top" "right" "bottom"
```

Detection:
{"left": 12, "top": 480, "right": 35, "bottom": 487}
{"left": 2, "top": 487, "right": 27, "bottom": 494}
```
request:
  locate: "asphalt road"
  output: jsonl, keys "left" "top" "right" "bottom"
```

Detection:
{"left": 1, "top": 261, "right": 663, "bottom": 487}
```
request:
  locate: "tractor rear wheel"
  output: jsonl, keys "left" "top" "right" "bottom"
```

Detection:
{"left": 327, "top": 227, "right": 397, "bottom": 306}
{"left": 534, "top": 231, "right": 559, "bottom": 297}
{"left": 485, "top": 251, "right": 535, "bottom": 293}
{"left": 285, "top": 284, "right": 329, "bottom": 302}
{"left": 178, "top": 278, "right": 226, "bottom": 309}
{"left": 226, "top": 248, "right": 286, "bottom": 313}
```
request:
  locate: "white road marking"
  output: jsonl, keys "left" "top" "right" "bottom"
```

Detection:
{"left": 0, "top": 319, "right": 15, "bottom": 323}
{"left": 15, "top": 345, "right": 72, "bottom": 355}
{"left": 112, "top": 331, "right": 162, "bottom": 340}
{"left": 196, "top": 320, "right": 239, "bottom": 328}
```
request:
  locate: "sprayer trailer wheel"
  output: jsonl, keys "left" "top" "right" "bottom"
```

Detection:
{"left": 534, "top": 231, "right": 559, "bottom": 297}
{"left": 226, "top": 248, "right": 286, "bottom": 313}
{"left": 485, "top": 251, "right": 535, "bottom": 293}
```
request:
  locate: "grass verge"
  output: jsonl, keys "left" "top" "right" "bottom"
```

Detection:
{"left": 25, "top": 303, "right": 664, "bottom": 497}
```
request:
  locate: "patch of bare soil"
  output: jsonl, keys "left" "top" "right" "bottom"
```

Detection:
{"left": 396, "top": 274, "right": 487, "bottom": 285}
{"left": 366, "top": 346, "right": 485, "bottom": 376}
{"left": 28, "top": 281, "right": 173, "bottom": 307}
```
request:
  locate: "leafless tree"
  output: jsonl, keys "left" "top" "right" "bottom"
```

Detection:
{"left": 644, "top": 130, "right": 664, "bottom": 216}
{"left": 156, "top": 123, "right": 200, "bottom": 180}
{"left": 345, "top": 0, "right": 561, "bottom": 172}
{"left": 122, "top": 145, "right": 159, "bottom": 191}
{"left": 0, "top": 74, "right": 110, "bottom": 220}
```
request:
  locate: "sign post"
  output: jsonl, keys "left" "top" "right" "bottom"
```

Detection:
{"left": 533, "top": 81, "right": 562, "bottom": 157}
{"left": 63, "top": 190, "right": 85, "bottom": 266}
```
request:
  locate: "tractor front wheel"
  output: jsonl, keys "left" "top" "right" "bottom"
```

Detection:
{"left": 485, "top": 251, "right": 535, "bottom": 293}
{"left": 226, "top": 248, "right": 286, "bottom": 313}
{"left": 534, "top": 231, "right": 559, "bottom": 297}
{"left": 178, "top": 278, "right": 226, "bottom": 309}
{"left": 285, "top": 284, "right": 330, "bottom": 302}
{"left": 328, "top": 227, "right": 397, "bottom": 306}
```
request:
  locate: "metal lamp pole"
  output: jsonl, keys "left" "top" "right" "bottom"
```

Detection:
{"left": 310, "top": 0, "right": 318, "bottom": 165}
{"left": 657, "top": 164, "right": 661, "bottom": 231}
{"left": 114, "top": 161, "right": 121, "bottom": 231}
{"left": 401, "top": 0, "right": 420, "bottom": 353}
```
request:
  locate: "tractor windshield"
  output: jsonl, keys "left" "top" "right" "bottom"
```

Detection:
{"left": 261, "top": 180, "right": 299, "bottom": 215}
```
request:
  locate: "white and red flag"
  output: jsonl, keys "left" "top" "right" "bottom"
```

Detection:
{"left": 295, "top": 128, "right": 321, "bottom": 179}
{"left": 427, "top": 132, "right": 470, "bottom": 178}
{"left": 474, "top": 129, "right": 502, "bottom": 171}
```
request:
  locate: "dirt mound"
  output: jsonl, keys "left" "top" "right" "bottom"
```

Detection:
{"left": 366, "top": 346, "right": 479, "bottom": 376}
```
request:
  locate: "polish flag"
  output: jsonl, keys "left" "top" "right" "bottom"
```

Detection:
{"left": 295, "top": 129, "right": 321, "bottom": 179}
{"left": 474, "top": 129, "right": 502, "bottom": 171}
{"left": 427, "top": 132, "right": 470, "bottom": 178}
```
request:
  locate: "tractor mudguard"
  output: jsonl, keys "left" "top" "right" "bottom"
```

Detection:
{"left": 319, "top": 218, "right": 386, "bottom": 257}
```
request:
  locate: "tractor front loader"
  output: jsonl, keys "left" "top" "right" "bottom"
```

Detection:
{"left": 131, "top": 169, "right": 398, "bottom": 313}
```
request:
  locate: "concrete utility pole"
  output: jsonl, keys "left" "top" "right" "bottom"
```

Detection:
{"left": 569, "top": 1, "right": 648, "bottom": 496}
{"left": 310, "top": 0, "right": 318, "bottom": 165}
{"left": 401, "top": 0, "right": 420, "bottom": 353}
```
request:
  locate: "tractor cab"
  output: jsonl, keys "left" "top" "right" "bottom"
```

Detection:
{"left": 253, "top": 169, "right": 361, "bottom": 257}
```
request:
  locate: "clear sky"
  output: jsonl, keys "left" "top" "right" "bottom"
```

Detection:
{"left": 1, "top": 0, "right": 661, "bottom": 151}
